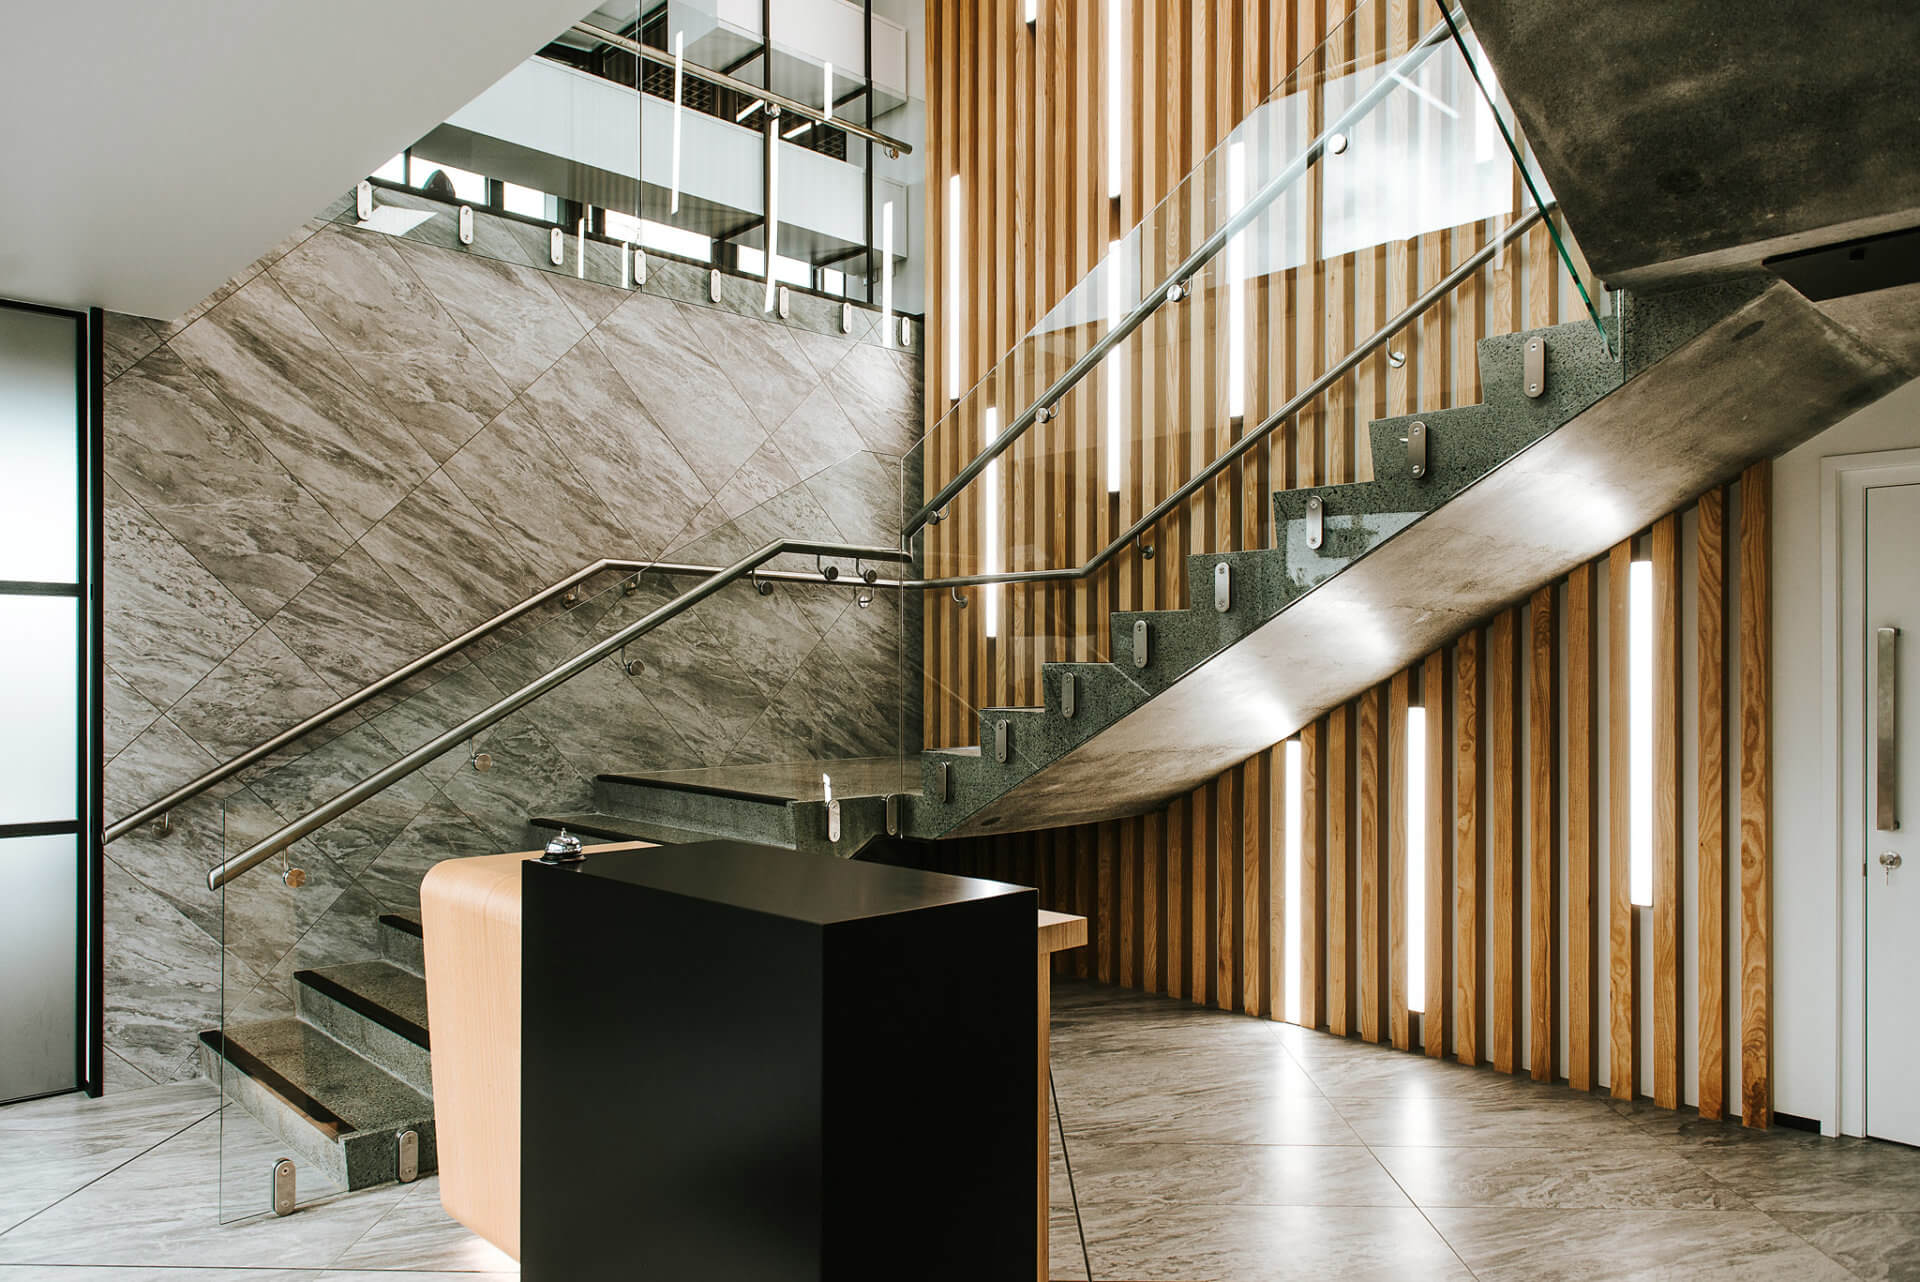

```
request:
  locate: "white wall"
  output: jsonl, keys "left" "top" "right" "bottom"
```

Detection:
{"left": 1772, "top": 376, "right": 1920, "bottom": 1129}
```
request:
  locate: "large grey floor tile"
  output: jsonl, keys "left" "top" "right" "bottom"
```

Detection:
{"left": 1425, "top": 1206, "right": 1858, "bottom": 1282}
{"left": 1066, "top": 1139, "right": 1409, "bottom": 1208}
{"left": 1673, "top": 1135, "right": 1920, "bottom": 1212}
{"left": 1772, "top": 1210, "right": 1920, "bottom": 1282}
{"left": 1374, "top": 1143, "right": 1756, "bottom": 1209}
{"left": 1060, "top": 1084, "right": 1363, "bottom": 1147}
{"left": 326, "top": 1177, "right": 513, "bottom": 1273}
{"left": 0, "top": 1113, "right": 403, "bottom": 1270}
{"left": 1085, "top": 1201, "right": 1475, "bottom": 1281}
{"left": 0, "top": 1081, "right": 218, "bottom": 1235}
{"left": 1327, "top": 1092, "right": 1666, "bottom": 1149}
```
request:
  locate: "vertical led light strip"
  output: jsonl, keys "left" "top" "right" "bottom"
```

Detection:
{"left": 1105, "top": 239, "right": 1123, "bottom": 493}
{"left": 1407, "top": 707, "right": 1428, "bottom": 1011}
{"left": 1025, "top": 0, "right": 1038, "bottom": 24}
{"left": 1226, "top": 139, "right": 1248, "bottom": 421}
{"left": 824, "top": 62, "right": 834, "bottom": 120}
{"left": 576, "top": 216, "right": 586, "bottom": 278}
{"left": 1284, "top": 738, "right": 1304, "bottom": 1025}
{"left": 1104, "top": 0, "right": 1123, "bottom": 199}
{"left": 764, "top": 115, "right": 781, "bottom": 313}
{"left": 880, "top": 200, "right": 896, "bottom": 348}
{"left": 983, "top": 408, "right": 1001, "bottom": 638}
{"left": 670, "top": 31, "right": 685, "bottom": 214}
{"left": 947, "top": 174, "right": 962, "bottom": 400}
{"left": 1629, "top": 559, "right": 1654, "bottom": 905}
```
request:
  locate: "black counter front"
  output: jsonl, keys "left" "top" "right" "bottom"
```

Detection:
{"left": 521, "top": 841, "right": 1035, "bottom": 1281}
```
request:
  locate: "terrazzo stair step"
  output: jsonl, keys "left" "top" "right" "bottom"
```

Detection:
{"left": 198, "top": 1019, "right": 437, "bottom": 1191}
{"left": 294, "top": 961, "right": 432, "bottom": 1095}
{"left": 904, "top": 312, "right": 1639, "bottom": 842}
{"left": 972, "top": 707, "right": 1051, "bottom": 768}
{"left": 529, "top": 811, "right": 726, "bottom": 847}
{"left": 594, "top": 772, "right": 798, "bottom": 849}
{"left": 377, "top": 912, "right": 424, "bottom": 977}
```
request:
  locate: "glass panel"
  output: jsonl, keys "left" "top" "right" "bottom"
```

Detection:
{"left": 0, "top": 834, "right": 79, "bottom": 1102}
{"left": 905, "top": 0, "right": 1617, "bottom": 776}
{"left": 0, "top": 306, "right": 81, "bottom": 584}
{"left": 0, "top": 595, "right": 79, "bottom": 825}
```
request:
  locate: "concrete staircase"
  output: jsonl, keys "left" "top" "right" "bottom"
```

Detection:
{"left": 199, "top": 913, "right": 437, "bottom": 1192}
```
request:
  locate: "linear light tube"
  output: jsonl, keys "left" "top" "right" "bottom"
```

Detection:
{"left": 736, "top": 97, "right": 766, "bottom": 122}
{"left": 1630, "top": 559, "right": 1654, "bottom": 906}
{"left": 671, "top": 31, "right": 685, "bottom": 214}
{"left": 765, "top": 116, "right": 781, "bottom": 313}
{"left": 1407, "top": 706, "right": 1427, "bottom": 1011}
{"left": 824, "top": 62, "right": 834, "bottom": 120}
{"left": 1105, "top": 0, "right": 1123, "bottom": 199}
{"left": 947, "top": 174, "right": 962, "bottom": 400}
{"left": 983, "top": 408, "right": 1001, "bottom": 638}
{"left": 1025, "top": 0, "right": 1038, "bottom": 24}
{"left": 881, "top": 200, "right": 895, "bottom": 348}
{"left": 1105, "top": 239, "right": 1122, "bottom": 492}
{"left": 1227, "top": 139, "right": 1247, "bottom": 420}
{"left": 1284, "top": 738, "right": 1304, "bottom": 1024}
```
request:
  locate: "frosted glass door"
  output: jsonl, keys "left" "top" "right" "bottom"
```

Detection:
{"left": 0, "top": 300, "right": 89, "bottom": 1103}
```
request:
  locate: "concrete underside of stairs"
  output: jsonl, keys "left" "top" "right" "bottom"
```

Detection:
{"left": 940, "top": 280, "right": 1910, "bottom": 837}
{"left": 1459, "top": 0, "right": 1920, "bottom": 288}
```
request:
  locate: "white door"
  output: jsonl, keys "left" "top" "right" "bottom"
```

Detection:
{"left": 1867, "top": 482, "right": 1920, "bottom": 1146}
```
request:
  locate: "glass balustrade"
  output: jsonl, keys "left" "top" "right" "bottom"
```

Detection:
{"left": 905, "top": 1, "right": 1615, "bottom": 778}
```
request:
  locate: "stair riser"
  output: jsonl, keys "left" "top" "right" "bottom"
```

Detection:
{"left": 594, "top": 778, "right": 796, "bottom": 848}
{"left": 379, "top": 916, "right": 425, "bottom": 977}
{"left": 296, "top": 984, "right": 433, "bottom": 1096}
{"left": 199, "top": 1040, "right": 440, "bottom": 1191}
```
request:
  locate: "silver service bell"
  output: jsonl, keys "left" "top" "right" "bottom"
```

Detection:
{"left": 539, "top": 827, "right": 585, "bottom": 865}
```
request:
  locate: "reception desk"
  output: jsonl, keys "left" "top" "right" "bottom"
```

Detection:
{"left": 421, "top": 840, "right": 1084, "bottom": 1279}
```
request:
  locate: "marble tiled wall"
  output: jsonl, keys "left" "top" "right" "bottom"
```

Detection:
{"left": 98, "top": 196, "right": 924, "bottom": 1084}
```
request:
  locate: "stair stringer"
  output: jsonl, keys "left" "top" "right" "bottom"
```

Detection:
{"left": 905, "top": 276, "right": 1908, "bottom": 839}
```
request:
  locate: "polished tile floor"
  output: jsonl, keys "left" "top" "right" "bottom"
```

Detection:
{"left": 3, "top": 979, "right": 1916, "bottom": 1279}
{"left": 1046, "top": 980, "right": 1920, "bottom": 1281}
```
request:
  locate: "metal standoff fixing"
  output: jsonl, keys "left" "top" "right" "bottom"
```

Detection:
{"left": 281, "top": 847, "right": 307, "bottom": 889}
{"left": 1524, "top": 335, "right": 1547, "bottom": 398}
{"left": 816, "top": 555, "right": 840, "bottom": 582}
{"left": 271, "top": 1159, "right": 296, "bottom": 1217}
{"left": 1328, "top": 131, "right": 1349, "bottom": 155}
{"left": 749, "top": 570, "right": 774, "bottom": 597}
{"left": 1036, "top": 404, "right": 1057, "bottom": 423}
{"left": 457, "top": 205, "right": 474, "bottom": 245}
{"left": 1134, "top": 534, "right": 1155, "bottom": 559}
{"left": 1407, "top": 420, "right": 1428, "bottom": 479}
{"left": 951, "top": 587, "right": 970, "bottom": 608}
{"left": 619, "top": 646, "right": 643, "bottom": 676}
{"left": 1306, "top": 495, "right": 1326, "bottom": 550}
{"left": 856, "top": 587, "right": 875, "bottom": 608}
{"left": 467, "top": 739, "right": 492, "bottom": 773}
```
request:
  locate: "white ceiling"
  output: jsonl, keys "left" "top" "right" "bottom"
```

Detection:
{"left": 0, "top": 0, "right": 598, "bottom": 319}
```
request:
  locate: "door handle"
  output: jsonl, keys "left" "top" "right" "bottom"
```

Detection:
{"left": 1878, "top": 627, "right": 1900, "bottom": 831}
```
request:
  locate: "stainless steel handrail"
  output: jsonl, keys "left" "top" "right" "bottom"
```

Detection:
{"left": 913, "top": 203, "right": 1551, "bottom": 590}
{"left": 901, "top": 10, "right": 1459, "bottom": 541}
{"left": 569, "top": 21, "right": 914, "bottom": 156}
{"left": 207, "top": 539, "right": 911, "bottom": 891}
{"left": 106, "top": 555, "right": 909, "bottom": 845}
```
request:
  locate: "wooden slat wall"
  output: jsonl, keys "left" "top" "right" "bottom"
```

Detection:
{"left": 933, "top": 484, "right": 1770, "bottom": 1118}
{"left": 922, "top": 0, "right": 1587, "bottom": 747}
{"left": 921, "top": 0, "right": 1772, "bottom": 1122}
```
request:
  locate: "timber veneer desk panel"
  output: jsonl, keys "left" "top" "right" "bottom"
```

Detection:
{"left": 420, "top": 841, "right": 1086, "bottom": 1280}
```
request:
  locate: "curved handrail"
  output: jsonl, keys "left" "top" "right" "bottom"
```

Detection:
{"left": 106, "top": 554, "right": 909, "bottom": 846}
{"left": 901, "top": 9, "right": 1461, "bottom": 542}
{"left": 207, "top": 539, "right": 912, "bottom": 891}
{"left": 911, "top": 203, "right": 1552, "bottom": 590}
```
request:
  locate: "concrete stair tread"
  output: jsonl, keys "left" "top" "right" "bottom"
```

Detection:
{"left": 201, "top": 1019, "right": 432, "bottom": 1141}
{"left": 297, "top": 960, "right": 429, "bottom": 1048}
{"left": 597, "top": 756, "right": 918, "bottom": 803}
{"left": 531, "top": 811, "right": 724, "bottom": 846}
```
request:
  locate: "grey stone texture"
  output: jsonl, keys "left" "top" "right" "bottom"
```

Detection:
{"left": 102, "top": 194, "right": 922, "bottom": 1082}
